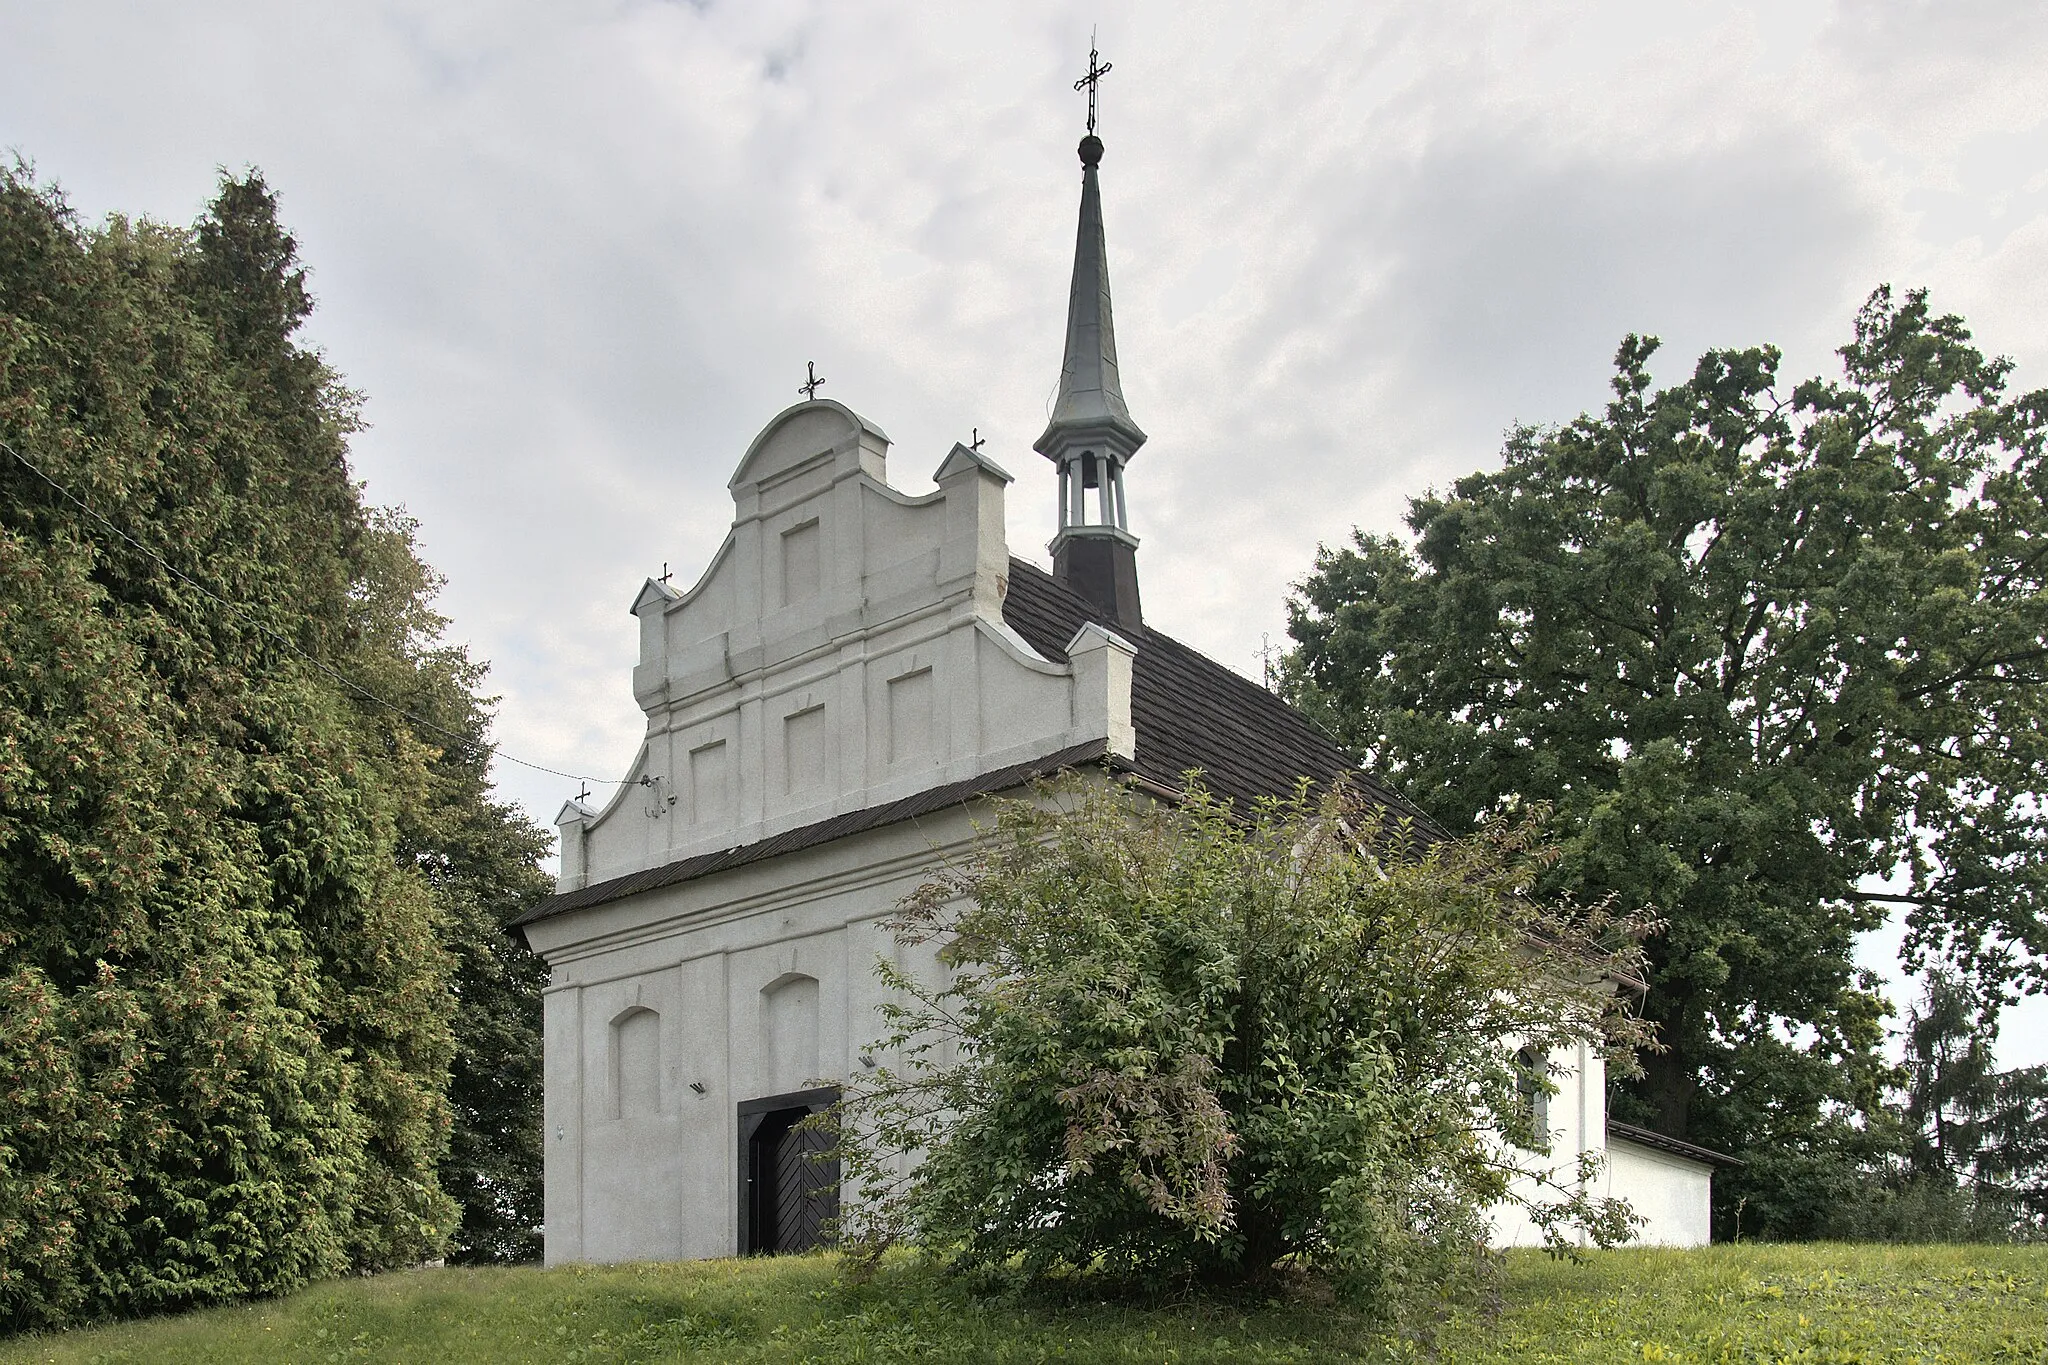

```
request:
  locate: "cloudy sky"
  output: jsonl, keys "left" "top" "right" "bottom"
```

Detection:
{"left": 7, "top": 0, "right": 2047, "bottom": 1059}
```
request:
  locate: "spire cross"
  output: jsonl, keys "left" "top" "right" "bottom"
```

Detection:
{"left": 1074, "top": 37, "right": 1112, "bottom": 135}
{"left": 971, "top": 427, "right": 985, "bottom": 451}
{"left": 799, "top": 361, "right": 826, "bottom": 400}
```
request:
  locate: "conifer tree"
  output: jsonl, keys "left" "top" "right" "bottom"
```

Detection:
{"left": 0, "top": 164, "right": 550, "bottom": 1328}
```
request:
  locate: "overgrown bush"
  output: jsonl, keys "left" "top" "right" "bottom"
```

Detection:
{"left": 834, "top": 777, "right": 1655, "bottom": 1313}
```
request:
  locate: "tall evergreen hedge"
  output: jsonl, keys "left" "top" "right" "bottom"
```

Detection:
{"left": 0, "top": 167, "right": 550, "bottom": 1330}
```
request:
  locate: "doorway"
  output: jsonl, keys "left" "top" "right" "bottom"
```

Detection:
{"left": 737, "top": 1086, "right": 839, "bottom": 1254}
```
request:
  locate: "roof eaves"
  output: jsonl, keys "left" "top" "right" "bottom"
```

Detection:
{"left": 512, "top": 740, "right": 1113, "bottom": 935}
{"left": 1607, "top": 1119, "right": 1744, "bottom": 1168}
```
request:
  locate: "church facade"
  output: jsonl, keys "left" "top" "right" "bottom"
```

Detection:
{"left": 515, "top": 110, "right": 1726, "bottom": 1264}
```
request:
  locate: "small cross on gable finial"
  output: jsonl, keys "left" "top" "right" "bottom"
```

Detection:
{"left": 799, "top": 361, "right": 826, "bottom": 400}
{"left": 971, "top": 427, "right": 986, "bottom": 451}
{"left": 1074, "top": 32, "right": 1112, "bottom": 137}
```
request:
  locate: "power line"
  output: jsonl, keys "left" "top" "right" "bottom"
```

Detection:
{"left": 1, "top": 435, "right": 623, "bottom": 790}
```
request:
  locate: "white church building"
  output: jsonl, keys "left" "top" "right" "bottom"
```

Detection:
{"left": 514, "top": 98, "right": 1729, "bottom": 1264}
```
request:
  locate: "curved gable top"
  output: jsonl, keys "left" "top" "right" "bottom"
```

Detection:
{"left": 729, "top": 398, "right": 892, "bottom": 493}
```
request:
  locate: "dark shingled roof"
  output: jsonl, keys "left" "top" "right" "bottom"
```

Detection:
{"left": 999, "top": 557, "right": 1424, "bottom": 822}
{"left": 517, "top": 557, "right": 1428, "bottom": 932}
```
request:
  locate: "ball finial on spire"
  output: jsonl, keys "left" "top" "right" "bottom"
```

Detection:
{"left": 1078, "top": 135, "right": 1104, "bottom": 167}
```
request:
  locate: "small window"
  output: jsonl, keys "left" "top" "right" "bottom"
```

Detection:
{"left": 690, "top": 740, "right": 730, "bottom": 825}
{"left": 1514, "top": 1046, "right": 1550, "bottom": 1152}
{"left": 887, "top": 667, "right": 934, "bottom": 766}
{"left": 784, "top": 705, "right": 827, "bottom": 794}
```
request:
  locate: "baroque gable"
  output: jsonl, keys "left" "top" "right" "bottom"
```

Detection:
{"left": 556, "top": 398, "right": 1135, "bottom": 893}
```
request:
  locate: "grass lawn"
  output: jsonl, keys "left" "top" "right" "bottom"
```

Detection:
{"left": 3, "top": 1244, "right": 2044, "bottom": 1364}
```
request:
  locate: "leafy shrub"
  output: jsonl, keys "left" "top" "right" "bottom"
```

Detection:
{"left": 834, "top": 778, "right": 1654, "bottom": 1313}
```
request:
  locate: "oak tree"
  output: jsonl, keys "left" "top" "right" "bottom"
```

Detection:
{"left": 1284, "top": 289, "right": 2048, "bottom": 1236}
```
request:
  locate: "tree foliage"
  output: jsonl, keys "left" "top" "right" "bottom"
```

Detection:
{"left": 834, "top": 778, "right": 1652, "bottom": 1310}
{"left": 1898, "top": 971, "right": 2048, "bottom": 1235}
{"left": 0, "top": 164, "right": 548, "bottom": 1329}
{"left": 1283, "top": 288, "right": 2048, "bottom": 1238}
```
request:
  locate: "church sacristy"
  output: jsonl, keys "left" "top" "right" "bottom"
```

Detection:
{"left": 513, "top": 73, "right": 1728, "bottom": 1262}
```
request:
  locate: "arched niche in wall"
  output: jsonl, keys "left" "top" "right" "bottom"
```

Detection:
{"left": 610, "top": 1006, "right": 662, "bottom": 1120}
{"left": 760, "top": 973, "right": 820, "bottom": 1097}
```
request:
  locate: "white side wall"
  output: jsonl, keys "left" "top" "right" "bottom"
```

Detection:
{"left": 1487, "top": 1041, "right": 1604, "bottom": 1249}
{"left": 1484, "top": 1044, "right": 1716, "bottom": 1249}
{"left": 1604, "top": 1139, "right": 1715, "bottom": 1248}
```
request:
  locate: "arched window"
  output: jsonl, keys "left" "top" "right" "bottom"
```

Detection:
{"left": 1514, "top": 1046, "right": 1551, "bottom": 1153}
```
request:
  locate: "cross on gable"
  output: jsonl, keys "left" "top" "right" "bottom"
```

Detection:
{"left": 799, "top": 361, "right": 826, "bottom": 400}
{"left": 971, "top": 427, "right": 986, "bottom": 451}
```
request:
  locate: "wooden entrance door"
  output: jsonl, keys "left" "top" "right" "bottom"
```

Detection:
{"left": 737, "top": 1086, "right": 839, "bottom": 1255}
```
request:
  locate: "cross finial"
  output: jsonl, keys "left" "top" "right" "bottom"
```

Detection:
{"left": 1257, "top": 633, "right": 1279, "bottom": 692}
{"left": 658, "top": 562, "right": 673, "bottom": 585}
{"left": 1074, "top": 33, "right": 1112, "bottom": 136}
{"left": 799, "top": 361, "right": 826, "bottom": 400}
{"left": 971, "top": 427, "right": 986, "bottom": 451}
{"left": 577, "top": 781, "right": 591, "bottom": 804}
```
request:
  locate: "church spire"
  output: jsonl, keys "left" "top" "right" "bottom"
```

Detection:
{"left": 1037, "top": 39, "right": 1146, "bottom": 632}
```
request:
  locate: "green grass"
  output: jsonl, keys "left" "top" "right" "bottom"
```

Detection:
{"left": 4, "top": 1244, "right": 2045, "bottom": 1364}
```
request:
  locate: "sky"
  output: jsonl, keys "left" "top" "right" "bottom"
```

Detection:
{"left": 5, "top": 0, "right": 2047, "bottom": 1062}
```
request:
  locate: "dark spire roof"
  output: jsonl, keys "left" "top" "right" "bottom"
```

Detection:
{"left": 1034, "top": 135, "right": 1147, "bottom": 459}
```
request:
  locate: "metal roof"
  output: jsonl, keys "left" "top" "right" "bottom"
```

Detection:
{"left": 1607, "top": 1119, "right": 1744, "bottom": 1167}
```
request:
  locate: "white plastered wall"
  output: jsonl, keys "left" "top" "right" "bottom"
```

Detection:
{"left": 532, "top": 399, "right": 1140, "bottom": 1265}
{"left": 1484, "top": 1039, "right": 1715, "bottom": 1249}
{"left": 531, "top": 788, "right": 1120, "bottom": 1265}
{"left": 1487, "top": 1040, "right": 1605, "bottom": 1249}
{"left": 537, "top": 808, "right": 1715, "bottom": 1261}
{"left": 1604, "top": 1140, "right": 1714, "bottom": 1248}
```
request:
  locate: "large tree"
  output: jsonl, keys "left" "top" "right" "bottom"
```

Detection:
{"left": 1283, "top": 289, "right": 2048, "bottom": 1237}
{"left": 0, "top": 165, "right": 549, "bottom": 1328}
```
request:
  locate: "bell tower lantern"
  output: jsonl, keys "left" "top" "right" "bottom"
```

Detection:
{"left": 1037, "top": 42, "right": 1147, "bottom": 632}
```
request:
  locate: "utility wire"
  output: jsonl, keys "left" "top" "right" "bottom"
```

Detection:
{"left": 1, "top": 436, "right": 624, "bottom": 789}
